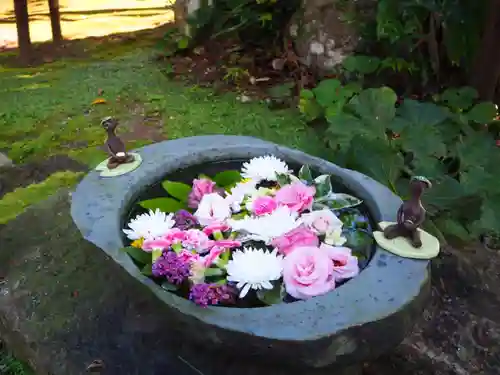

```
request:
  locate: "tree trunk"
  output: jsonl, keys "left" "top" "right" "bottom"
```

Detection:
{"left": 48, "top": 0, "right": 63, "bottom": 43}
{"left": 469, "top": 0, "right": 500, "bottom": 101}
{"left": 13, "top": 0, "right": 32, "bottom": 64}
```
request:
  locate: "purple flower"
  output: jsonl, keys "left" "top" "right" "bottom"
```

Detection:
{"left": 189, "top": 283, "right": 235, "bottom": 308}
{"left": 173, "top": 209, "right": 199, "bottom": 230}
{"left": 152, "top": 251, "right": 191, "bottom": 285}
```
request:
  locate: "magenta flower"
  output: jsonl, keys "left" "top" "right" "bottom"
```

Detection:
{"left": 189, "top": 283, "right": 235, "bottom": 307}
{"left": 250, "top": 196, "right": 278, "bottom": 216}
{"left": 177, "top": 249, "right": 200, "bottom": 264}
{"left": 142, "top": 228, "right": 187, "bottom": 252}
{"left": 271, "top": 226, "right": 319, "bottom": 255}
{"left": 188, "top": 178, "right": 217, "bottom": 209}
{"left": 275, "top": 181, "right": 316, "bottom": 213}
{"left": 212, "top": 239, "right": 241, "bottom": 249}
{"left": 152, "top": 251, "right": 191, "bottom": 285}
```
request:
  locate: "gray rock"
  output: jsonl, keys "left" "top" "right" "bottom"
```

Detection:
{"left": 71, "top": 135, "right": 430, "bottom": 369}
{"left": 0, "top": 152, "right": 13, "bottom": 167}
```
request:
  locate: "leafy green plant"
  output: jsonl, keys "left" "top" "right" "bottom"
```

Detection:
{"left": 299, "top": 79, "right": 500, "bottom": 242}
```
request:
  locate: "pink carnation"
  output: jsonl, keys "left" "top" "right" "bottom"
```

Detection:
{"left": 182, "top": 229, "right": 212, "bottom": 253}
{"left": 178, "top": 249, "right": 200, "bottom": 264}
{"left": 275, "top": 181, "right": 316, "bottom": 213}
{"left": 271, "top": 226, "right": 319, "bottom": 255}
{"left": 250, "top": 196, "right": 278, "bottom": 216}
{"left": 142, "top": 228, "right": 186, "bottom": 252}
{"left": 188, "top": 178, "right": 217, "bottom": 209}
{"left": 201, "top": 246, "right": 226, "bottom": 267}
{"left": 212, "top": 239, "right": 241, "bottom": 249}
{"left": 203, "top": 222, "right": 231, "bottom": 236}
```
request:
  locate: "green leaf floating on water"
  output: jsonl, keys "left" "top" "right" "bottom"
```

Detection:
{"left": 257, "top": 283, "right": 287, "bottom": 305}
{"left": 298, "top": 165, "right": 313, "bottom": 182}
{"left": 205, "top": 267, "right": 225, "bottom": 277}
{"left": 161, "top": 180, "right": 192, "bottom": 202}
{"left": 212, "top": 170, "right": 242, "bottom": 188}
{"left": 276, "top": 172, "right": 292, "bottom": 187}
{"left": 122, "top": 246, "right": 151, "bottom": 265}
{"left": 315, "top": 192, "right": 363, "bottom": 210}
{"left": 141, "top": 263, "right": 153, "bottom": 276}
{"left": 314, "top": 175, "right": 332, "bottom": 198}
{"left": 139, "top": 197, "right": 186, "bottom": 213}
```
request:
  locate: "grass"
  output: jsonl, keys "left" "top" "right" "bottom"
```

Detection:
{"left": 0, "top": 51, "right": 326, "bottom": 167}
{"left": 0, "top": 350, "right": 32, "bottom": 375}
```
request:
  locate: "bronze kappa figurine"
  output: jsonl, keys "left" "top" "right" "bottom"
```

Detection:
{"left": 383, "top": 176, "right": 432, "bottom": 248}
{"left": 101, "top": 116, "right": 135, "bottom": 169}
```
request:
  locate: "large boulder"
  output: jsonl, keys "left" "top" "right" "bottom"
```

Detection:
{"left": 289, "top": 0, "right": 374, "bottom": 74}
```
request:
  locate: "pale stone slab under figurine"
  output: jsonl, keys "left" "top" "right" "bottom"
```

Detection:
{"left": 95, "top": 153, "right": 142, "bottom": 177}
{"left": 374, "top": 221, "right": 440, "bottom": 259}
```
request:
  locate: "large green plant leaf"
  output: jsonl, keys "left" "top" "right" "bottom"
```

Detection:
{"left": 347, "top": 136, "right": 404, "bottom": 188}
{"left": 162, "top": 180, "right": 192, "bottom": 202}
{"left": 397, "top": 99, "right": 448, "bottom": 127}
{"left": 348, "top": 87, "right": 397, "bottom": 136}
{"left": 454, "top": 133, "right": 497, "bottom": 170}
{"left": 139, "top": 198, "right": 186, "bottom": 213}
{"left": 440, "top": 87, "right": 478, "bottom": 112}
{"left": 466, "top": 102, "right": 498, "bottom": 124}
{"left": 212, "top": 170, "right": 241, "bottom": 188}
{"left": 468, "top": 196, "right": 500, "bottom": 236}
{"left": 421, "top": 176, "right": 470, "bottom": 215}
{"left": 326, "top": 113, "right": 363, "bottom": 150}
{"left": 312, "top": 79, "right": 342, "bottom": 108}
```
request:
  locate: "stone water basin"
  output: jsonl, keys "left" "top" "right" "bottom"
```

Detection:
{"left": 71, "top": 135, "right": 430, "bottom": 374}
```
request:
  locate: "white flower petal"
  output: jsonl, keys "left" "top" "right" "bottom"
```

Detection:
{"left": 123, "top": 209, "right": 175, "bottom": 240}
{"left": 226, "top": 247, "right": 284, "bottom": 299}
{"left": 241, "top": 155, "right": 291, "bottom": 182}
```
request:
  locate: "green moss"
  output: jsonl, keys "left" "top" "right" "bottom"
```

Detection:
{"left": 0, "top": 171, "right": 84, "bottom": 224}
{"left": 0, "top": 351, "right": 31, "bottom": 375}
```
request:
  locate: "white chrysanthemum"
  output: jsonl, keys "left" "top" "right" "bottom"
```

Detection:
{"left": 241, "top": 155, "right": 291, "bottom": 182}
{"left": 123, "top": 209, "right": 175, "bottom": 240}
{"left": 226, "top": 247, "right": 284, "bottom": 298}
{"left": 225, "top": 179, "right": 258, "bottom": 212}
{"left": 228, "top": 206, "right": 301, "bottom": 244}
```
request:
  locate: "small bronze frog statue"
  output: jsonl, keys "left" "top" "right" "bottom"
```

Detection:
{"left": 383, "top": 176, "right": 432, "bottom": 248}
{"left": 101, "top": 117, "right": 135, "bottom": 169}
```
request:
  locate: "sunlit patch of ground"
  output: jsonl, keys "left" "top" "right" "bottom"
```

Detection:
{"left": 0, "top": 0, "right": 173, "bottom": 48}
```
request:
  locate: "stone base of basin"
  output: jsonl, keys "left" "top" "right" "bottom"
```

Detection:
{"left": 0, "top": 191, "right": 366, "bottom": 375}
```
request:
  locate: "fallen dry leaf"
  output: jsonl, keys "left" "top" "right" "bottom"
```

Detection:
{"left": 97, "top": 88, "right": 104, "bottom": 96}
{"left": 91, "top": 98, "right": 107, "bottom": 105}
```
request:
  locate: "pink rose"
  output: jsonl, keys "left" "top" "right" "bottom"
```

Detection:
{"left": 201, "top": 246, "right": 226, "bottom": 267}
{"left": 203, "top": 222, "right": 231, "bottom": 236}
{"left": 271, "top": 226, "right": 319, "bottom": 255}
{"left": 275, "top": 181, "right": 316, "bottom": 213}
{"left": 283, "top": 246, "right": 336, "bottom": 300}
{"left": 182, "top": 229, "right": 212, "bottom": 253}
{"left": 178, "top": 249, "right": 200, "bottom": 264}
{"left": 251, "top": 196, "right": 278, "bottom": 216}
{"left": 302, "top": 209, "right": 343, "bottom": 235}
{"left": 188, "top": 178, "right": 217, "bottom": 209}
{"left": 212, "top": 239, "right": 241, "bottom": 249}
{"left": 320, "top": 244, "right": 359, "bottom": 281}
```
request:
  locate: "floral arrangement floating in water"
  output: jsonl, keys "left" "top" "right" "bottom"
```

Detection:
{"left": 122, "top": 156, "right": 374, "bottom": 308}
